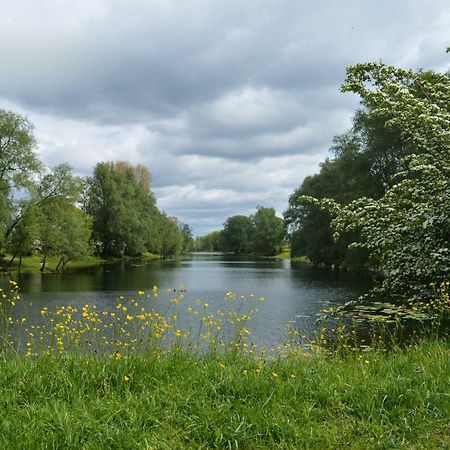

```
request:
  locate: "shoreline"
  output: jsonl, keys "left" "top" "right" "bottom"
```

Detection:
{"left": 0, "top": 253, "right": 162, "bottom": 274}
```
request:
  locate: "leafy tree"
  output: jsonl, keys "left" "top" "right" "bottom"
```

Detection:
{"left": 114, "top": 161, "right": 154, "bottom": 196}
{"left": 0, "top": 109, "right": 41, "bottom": 190}
{"left": 158, "top": 215, "right": 183, "bottom": 258}
{"left": 195, "top": 231, "right": 222, "bottom": 251}
{"left": 84, "top": 162, "right": 159, "bottom": 257}
{"left": 4, "top": 202, "right": 40, "bottom": 270}
{"left": 284, "top": 105, "right": 407, "bottom": 268}
{"left": 220, "top": 215, "right": 254, "bottom": 254}
{"left": 251, "top": 206, "right": 284, "bottom": 256}
{"left": 39, "top": 198, "right": 91, "bottom": 271}
{"left": 181, "top": 224, "right": 194, "bottom": 253}
{"left": 0, "top": 109, "right": 41, "bottom": 249}
{"left": 302, "top": 57, "right": 450, "bottom": 303}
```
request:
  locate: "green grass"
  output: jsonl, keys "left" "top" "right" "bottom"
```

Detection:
{"left": 0, "top": 340, "right": 448, "bottom": 449}
{"left": 274, "top": 244, "right": 310, "bottom": 262}
{"left": 4, "top": 254, "right": 106, "bottom": 272}
{"left": 275, "top": 243, "right": 291, "bottom": 259}
{"left": 4, "top": 253, "right": 161, "bottom": 273}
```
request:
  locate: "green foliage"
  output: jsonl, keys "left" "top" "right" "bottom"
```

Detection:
{"left": 0, "top": 109, "right": 41, "bottom": 190}
{"left": 158, "top": 215, "right": 183, "bottom": 258}
{"left": 181, "top": 223, "right": 195, "bottom": 253}
{"left": 39, "top": 198, "right": 92, "bottom": 271}
{"left": 38, "top": 163, "right": 85, "bottom": 204}
{"left": 220, "top": 215, "right": 254, "bottom": 254}
{"left": 195, "top": 230, "right": 222, "bottom": 251}
{"left": 284, "top": 106, "right": 406, "bottom": 268}
{"left": 251, "top": 206, "right": 284, "bottom": 256}
{"left": 199, "top": 208, "right": 283, "bottom": 256}
{"left": 302, "top": 58, "right": 450, "bottom": 303}
{"left": 84, "top": 162, "right": 160, "bottom": 257}
{"left": 0, "top": 109, "right": 41, "bottom": 248}
{"left": 0, "top": 340, "right": 448, "bottom": 448}
{"left": 0, "top": 109, "right": 191, "bottom": 267}
{"left": 4, "top": 202, "right": 40, "bottom": 267}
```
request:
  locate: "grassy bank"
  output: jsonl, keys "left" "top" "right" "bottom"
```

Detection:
{"left": 3, "top": 253, "right": 161, "bottom": 273}
{"left": 274, "top": 244, "right": 310, "bottom": 262}
{"left": 0, "top": 340, "right": 448, "bottom": 449}
{"left": 275, "top": 243, "right": 291, "bottom": 259}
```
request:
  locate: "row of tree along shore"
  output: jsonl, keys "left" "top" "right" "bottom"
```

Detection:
{"left": 195, "top": 207, "right": 284, "bottom": 256}
{"left": 197, "top": 54, "right": 450, "bottom": 308}
{"left": 0, "top": 111, "right": 197, "bottom": 271}
{"left": 1, "top": 52, "right": 449, "bottom": 307}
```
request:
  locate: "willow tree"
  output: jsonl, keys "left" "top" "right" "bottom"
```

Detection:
{"left": 300, "top": 54, "right": 450, "bottom": 303}
{"left": 84, "top": 162, "right": 159, "bottom": 257}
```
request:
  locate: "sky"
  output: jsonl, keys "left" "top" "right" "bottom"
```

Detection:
{"left": 1, "top": 1, "right": 449, "bottom": 235}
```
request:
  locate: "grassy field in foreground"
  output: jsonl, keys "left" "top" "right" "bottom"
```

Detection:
{"left": 0, "top": 340, "right": 448, "bottom": 449}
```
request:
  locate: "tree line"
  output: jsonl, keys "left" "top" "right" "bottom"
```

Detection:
{"left": 195, "top": 206, "right": 284, "bottom": 256}
{"left": 0, "top": 110, "right": 194, "bottom": 270}
{"left": 283, "top": 105, "right": 409, "bottom": 270}
{"left": 284, "top": 55, "right": 449, "bottom": 304}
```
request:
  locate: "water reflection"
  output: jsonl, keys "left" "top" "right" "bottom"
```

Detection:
{"left": 1, "top": 253, "right": 373, "bottom": 348}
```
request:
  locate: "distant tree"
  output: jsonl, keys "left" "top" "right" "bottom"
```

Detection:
{"left": 181, "top": 224, "right": 194, "bottom": 253}
{"left": 220, "top": 215, "right": 254, "bottom": 254}
{"left": 251, "top": 206, "right": 284, "bottom": 256}
{"left": 159, "top": 215, "right": 183, "bottom": 258}
{"left": 195, "top": 231, "right": 222, "bottom": 251}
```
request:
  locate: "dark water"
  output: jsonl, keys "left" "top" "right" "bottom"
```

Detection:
{"left": 1, "top": 253, "right": 373, "bottom": 349}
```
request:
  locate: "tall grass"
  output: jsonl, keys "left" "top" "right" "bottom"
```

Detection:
{"left": 0, "top": 341, "right": 448, "bottom": 449}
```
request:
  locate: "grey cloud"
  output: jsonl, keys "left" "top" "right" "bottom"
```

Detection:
{"left": 1, "top": 0, "right": 449, "bottom": 234}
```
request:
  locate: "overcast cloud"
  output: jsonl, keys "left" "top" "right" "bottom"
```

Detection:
{"left": 1, "top": 0, "right": 449, "bottom": 234}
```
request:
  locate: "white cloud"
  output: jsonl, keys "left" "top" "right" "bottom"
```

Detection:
{"left": 0, "top": 0, "right": 449, "bottom": 234}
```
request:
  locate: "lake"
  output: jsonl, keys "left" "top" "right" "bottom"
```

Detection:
{"left": 2, "top": 252, "right": 373, "bottom": 350}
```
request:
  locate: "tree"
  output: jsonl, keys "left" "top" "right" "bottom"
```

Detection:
{"left": 4, "top": 202, "right": 40, "bottom": 270}
{"left": 84, "top": 161, "right": 159, "bottom": 257}
{"left": 220, "top": 215, "right": 254, "bottom": 254}
{"left": 181, "top": 224, "right": 194, "bottom": 253}
{"left": 251, "top": 206, "right": 284, "bottom": 256}
{"left": 284, "top": 105, "right": 408, "bottom": 268}
{"left": 114, "top": 161, "right": 154, "bottom": 195}
{"left": 0, "top": 109, "right": 41, "bottom": 190}
{"left": 0, "top": 109, "right": 41, "bottom": 250}
{"left": 301, "top": 57, "right": 450, "bottom": 303}
{"left": 158, "top": 214, "right": 183, "bottom": 258}
{"left": 39, "top": 199, "right": 91, "bottom": 271}
{"left": 195, "top": 231, "right": 222, "bottom": 251}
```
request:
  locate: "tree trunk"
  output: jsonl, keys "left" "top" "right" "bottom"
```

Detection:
{"left": 55, "top": 257, "right": 64, "bottom": 271}
{"left": 62, "top": 258, "right": 71, "bottom": 271}
{"left": 18, "top": 255, "right": 22, "bottom": 272}
{"left": 6, "top": 254, "right": 16, "bottom": 268}
{"left": 40, "top": 254, "right": 47, "bottom": 272}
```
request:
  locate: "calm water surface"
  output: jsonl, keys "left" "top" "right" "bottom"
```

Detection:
{"left": 3, "top": 253, "right": 373, "bottom": 348}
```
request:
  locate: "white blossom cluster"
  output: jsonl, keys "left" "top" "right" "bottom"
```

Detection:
{"left": 301, "top": 55, "right": 450, "bottom": 304}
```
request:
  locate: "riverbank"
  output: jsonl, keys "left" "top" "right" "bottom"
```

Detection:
{"left": 0, "top": 340, "right": 447, "bottom": 449}
{"left": 1, "top": 252, "right": 162, "bottom": 273}
{"left": 274, "top": 244, "right": 310, "bottom": 262}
